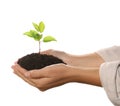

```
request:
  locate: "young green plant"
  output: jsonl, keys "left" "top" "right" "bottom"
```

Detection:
{"left": 24, "top": 21, "right": 57, "bottom": 53}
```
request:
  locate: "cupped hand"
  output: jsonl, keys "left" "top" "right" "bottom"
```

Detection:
{"left": 11, "top": 63, "right": 75, "bottom": 91}
{"left": 41, "top": 49, "right": 76, "bottom": 66}
{"left": 41, "top": 49, "right": 68, "bottom": 61}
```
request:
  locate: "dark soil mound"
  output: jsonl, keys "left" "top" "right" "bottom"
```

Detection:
{"left": 17, "top": 53, "right": 65, "bottom": 70}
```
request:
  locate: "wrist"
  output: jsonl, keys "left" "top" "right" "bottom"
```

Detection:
{"left": 67, "top": 66, "right": 102, "bottom": 86}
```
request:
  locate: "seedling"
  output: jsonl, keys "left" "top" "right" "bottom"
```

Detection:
{"left": 24, "top": 21, "right": 56, "bottom": 53}
{"left": 17, "top": 21, "right": 65, "bottom": 70}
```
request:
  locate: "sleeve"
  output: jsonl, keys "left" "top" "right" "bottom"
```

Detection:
{"left": 100, "top": 61, "right": 120, "bottom": 106}
{"left": 96, "top": 46, "right": 120, "bottom": 62}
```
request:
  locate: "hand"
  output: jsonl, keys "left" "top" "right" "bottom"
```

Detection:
{"left": 11, "top": 63, "right": 75, "bottom": 91}
{"left": 41, "top": 49, "right": 79, "bottom": 66}
{"left": 12, "top": 62, "right": 101, "bottom": 91}
{"left": 12, "top": 49, "right": 103, "bottom": 91}
{"left": 41, "top": 49, "right": 69, "bottom": 63}
{"left": 42, "top": 49, "right": 104, "bottom": 67}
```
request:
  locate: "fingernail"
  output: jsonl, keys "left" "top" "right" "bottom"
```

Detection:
{"left": 25, "top": 72, "right": 30, "bottom": 77}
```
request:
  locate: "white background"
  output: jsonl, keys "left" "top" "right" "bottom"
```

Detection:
{"left": 0, "top": 0, "right": 120, "bottom": 105}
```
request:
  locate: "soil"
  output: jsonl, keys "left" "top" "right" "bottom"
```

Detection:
{"left": 17, "top": 53, "right": 66, "bottom": 71}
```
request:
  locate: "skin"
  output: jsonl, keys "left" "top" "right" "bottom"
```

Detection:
{"left": 11, "top": 49, "right": 105, "bottom": 91}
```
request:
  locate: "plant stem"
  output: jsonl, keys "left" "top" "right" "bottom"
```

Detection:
{"left": 39, "top": 41, "right": 41, "bottom": 54}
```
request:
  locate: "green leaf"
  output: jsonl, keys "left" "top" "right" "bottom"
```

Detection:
{"left": 39, "top": 21, "right": 45, "bottom": 33}
{"left": 33, "top": 34, "right": 42, "bottom": 41}
{"left": 30, "top": 30, "right": 42, "bottom": 41}
{"left": 24, "top": 30, "right": 42, "bottom": 41}
{"left": 30, "top": 30, "right": 38, "bottom": 37}
{"left": 32, "top": 22, "right": 39, "bottom": 31}
{"left": 43, "top": 36, "right": 57, "bottom": 42}
{"left": 24, "top": 30, "right": 36, "bottom": 37}
{"left": 24, "top": 31, "right": 33, "bottom": 37}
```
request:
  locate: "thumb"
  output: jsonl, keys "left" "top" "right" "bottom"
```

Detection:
{"left": 25, "top": 68, "right": 47, "bottom": 78}
{"left": 41, "top": 49, "right": 66, "bottom": 59}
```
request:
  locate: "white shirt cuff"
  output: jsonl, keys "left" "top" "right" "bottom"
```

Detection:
{"left": 100, "top": 61, "right": 120, "bottom": 106}
{"left": 96, "top": 46, "right": 120, "bottom": 62}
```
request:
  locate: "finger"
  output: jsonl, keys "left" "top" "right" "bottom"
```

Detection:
{"left": 11, "top": 63, "right": 50, "bottom": 86}
{"left": 11, "top": 64, "right": 35, "bottom": 79}
{"left": 27, "top": 64, "right": 60, "bottom": 78}
{"left": 12, "top": 64, "right": 28, "bottom": 75}
{"left": 37, "top": 76, "right": 69, "bottom": 91}
{"left": 11, "top": 64, "right": 53, "bottom": 89}
{"left": 31, "top": 78, "right": 50, "bottom": 90}
{"left": 12, "top": 65, "right": 36, "bottom": 87}
{"left": 41, "top": 49, "right": 66, "bottom": 60}
{"left": 28, "top": 63, "right": 65, "bottom": 79}
{"left": 27, "top": 67, "right": 49, "bottom": 78}
{"left": 41, "top": 49, "right": 53, "bottom": 55}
